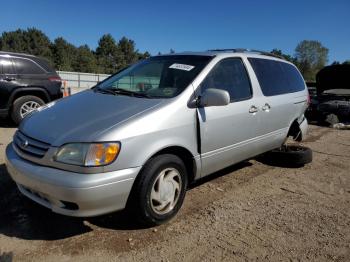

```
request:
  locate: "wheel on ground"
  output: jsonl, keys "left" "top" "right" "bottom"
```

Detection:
{"left": 11, "top": 95, "right": 45, "bottom": 124}
{"left": 128, "top": 154, "right": 188, "bottom": 226}
{"left": 259, "top": 145, "right": 312, "bottom": 168}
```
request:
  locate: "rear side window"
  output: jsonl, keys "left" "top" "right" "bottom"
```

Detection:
{"left": 248, "top": 58, "right": 305, "bottom": 96}
{"left": 34, "top": 58, "right": 55, "bottom": 73}
{"left": 13, "top": 58, "right": 46, "bottom": 74}
{"left": 199, "top": 58, "right": 252, "bottom": 102}
{"left": 0, "top": 57, "right": 15, "bottom": 74}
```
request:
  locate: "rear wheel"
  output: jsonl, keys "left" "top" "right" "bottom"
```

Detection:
{"left": 128, "top": 154, "right": 188, "bottom": 226}
{"left": 11, "top": 95, "right": 45, "bottom": 124}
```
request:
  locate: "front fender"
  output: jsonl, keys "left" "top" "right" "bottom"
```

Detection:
{"left": 114, "top": 126, "right": 198, "bottom": 170}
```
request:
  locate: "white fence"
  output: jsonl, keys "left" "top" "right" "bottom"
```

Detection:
{"left": 57, "top": 71, "right": 110, "bottom": 90}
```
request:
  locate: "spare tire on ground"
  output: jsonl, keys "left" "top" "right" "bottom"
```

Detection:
{"left": 257, "top": 145, "right": 312, "bottom": 168}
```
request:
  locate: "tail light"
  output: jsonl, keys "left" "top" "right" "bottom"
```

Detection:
{"left": 48, "top": 76, "right": 62, "bottom": 82}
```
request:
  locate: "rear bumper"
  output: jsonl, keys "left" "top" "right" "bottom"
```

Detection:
{"left": 5, "top": 143, "right": 141, "bottom": 217}
{"left": 299, "top": 117, "right": 308, "bottom": 141}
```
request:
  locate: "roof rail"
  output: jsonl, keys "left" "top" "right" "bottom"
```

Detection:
{"left": 0, "top": 51, "right": 36, "bottom": 57}
{"left": 207, "top": 48, "right": 284, "bottom": 60}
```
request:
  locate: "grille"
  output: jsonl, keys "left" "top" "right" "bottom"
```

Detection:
{"left": 14, "top": 131, "right": 50, "bottom": 158}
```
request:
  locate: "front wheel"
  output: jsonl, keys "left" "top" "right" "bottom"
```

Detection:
{"left": 11, "top": 95, "right": 45, "bottom": 124}
{"left": 128, "top": 154, "right": 188, "bottom": 226}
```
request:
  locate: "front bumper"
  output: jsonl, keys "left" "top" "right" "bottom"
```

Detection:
{"left": 5, "top": 143, "right": 141, "bottom": 217}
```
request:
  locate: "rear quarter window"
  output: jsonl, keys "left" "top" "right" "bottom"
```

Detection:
{"left": 34, "top": 57, "right": 56, "bottom": 73}
{"left": 248, "top": 58, "right": 305, "bottom": 96}
{"left": 13, "top": 57, "right": 46, "bottom": 74}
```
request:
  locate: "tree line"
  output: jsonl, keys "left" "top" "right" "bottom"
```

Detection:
{"left": 0, "top": 28, "right": 150, "bottom": 74}
{"left": 0, "top": 28, "right": 349, "bottom": 81}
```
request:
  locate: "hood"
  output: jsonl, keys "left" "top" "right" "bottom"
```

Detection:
{"left": 316, "top": 64, "right": 350, "bottom": 95}
{"left": 20, "top": 90, "right": 164, "bottom": 146}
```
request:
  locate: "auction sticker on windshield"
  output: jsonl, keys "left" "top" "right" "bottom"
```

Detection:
{"left": 169, "top": 63, "right": 195, "bottom": 71}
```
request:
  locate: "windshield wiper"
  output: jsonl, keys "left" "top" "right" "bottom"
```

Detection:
{"left": 94, "top": 87, "right": 117, "bottom": 95}
{"left": 113, "top": 88, "right": 152, "bottom": 98}
{"left": 95, "top": 87, "right": 153, "bottom": 98}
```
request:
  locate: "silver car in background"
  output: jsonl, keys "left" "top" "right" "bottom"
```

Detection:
{"left": 6, "top": 49, "right": 309, "bottom": 225}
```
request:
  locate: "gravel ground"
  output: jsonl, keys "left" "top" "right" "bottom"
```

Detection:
{"left": 0, "top": 122, "right": 349, "bottom": 262}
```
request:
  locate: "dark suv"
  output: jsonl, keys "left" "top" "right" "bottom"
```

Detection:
{"left": 0, "top": 51, "right": 63, "bottom": 124}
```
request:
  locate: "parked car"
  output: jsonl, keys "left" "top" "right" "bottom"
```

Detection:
{"left": 0, "top": 51, "right": 62, "bottom": 124}
{"left": 6, "top": 49, "right": 310, "bottom": 225}
{"left": 305, "top": 64, "right": 350, "bottom": 125}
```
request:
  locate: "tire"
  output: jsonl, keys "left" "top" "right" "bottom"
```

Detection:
{"left": 325, "top": 113, "right": 339, "bottom": 126}
{"left": 259, "top": 145, "right": 312, "bottom": 168}
{"left": 11, "top": 95, "right": 45, "bottom": 124}
{"left": 127, "top": 154, "right": 188, "bottom": 226}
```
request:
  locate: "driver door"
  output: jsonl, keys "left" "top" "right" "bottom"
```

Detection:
{"left": 197, "top": 58, "right": 260, "bottom": 177}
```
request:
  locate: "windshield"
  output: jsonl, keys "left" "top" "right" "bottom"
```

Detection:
{"left": 96, "top": 55, "right": 213, "bottom": 98}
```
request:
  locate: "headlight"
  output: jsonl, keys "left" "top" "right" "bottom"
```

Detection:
{"left": 54, "top": 142, "right": 120, "bottom": 166}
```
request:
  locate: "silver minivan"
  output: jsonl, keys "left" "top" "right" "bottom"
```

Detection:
{"left": 6, "top": 49, "right": 309, "bottom": 225}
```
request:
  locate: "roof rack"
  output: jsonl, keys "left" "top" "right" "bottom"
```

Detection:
{"left": 207, "top": 48, "right": 284, "bottom": 60}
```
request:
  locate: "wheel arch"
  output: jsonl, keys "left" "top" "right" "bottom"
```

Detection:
{"left": 148, "top": 146, "right": 197, "bottom": 184}
{"left": 287, "top": 118, "right": 303, "bottom": 142}
{"left": 8, "top": 87, "right": 50, "bottom": 108}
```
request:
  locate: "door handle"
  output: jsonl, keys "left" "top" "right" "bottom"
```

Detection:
{"left": 249, "top": 105, "right": 259, "bottom": 114}
{"left": 4, "top": 76, "right": 16, "bottom": 82}
{"left": 262, "top": 103, "right": 271, "bottom": 112}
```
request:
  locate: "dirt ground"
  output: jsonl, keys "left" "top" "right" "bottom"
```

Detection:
{"left": 0, "top": 122, "right": 349, "bottom": 262}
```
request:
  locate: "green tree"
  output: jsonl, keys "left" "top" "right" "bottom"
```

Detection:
{"left": 295, "top": 40, "right": 329, "bottom": 81}
{"left": 270, "top": 49, "right": 296, "bottom": 64}
{"left": 96, "top": 34, "right": 119, "bottom": 74}
{"left": 51, "top": 37, "right": 77, "bottom": 71}
{"left": 0, "top": 28, "right": 53, "bottom": 62}
{"left": 117, "top": 36, "right": 138, "bottom": 70}
{"left": 138, "top": 51, "right": 151, "bottom": 60}
{"left": 73, "top": 45, "right": 97, "bottom": 73}
{"left": 343, "top": 60, "right": 350, "bottom": 65}
{"left": 25, "top": 28, "right": 52, "bottom": 60}
{"left": 1, "top": 28, "right": 152, "bottom": 74}
{"left": 0, "top": 29, "right": 28, "bottom": 52}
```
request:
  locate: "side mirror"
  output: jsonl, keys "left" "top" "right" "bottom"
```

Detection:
{"left": 198, "top": 88, "right": 230, "bottom": 107}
